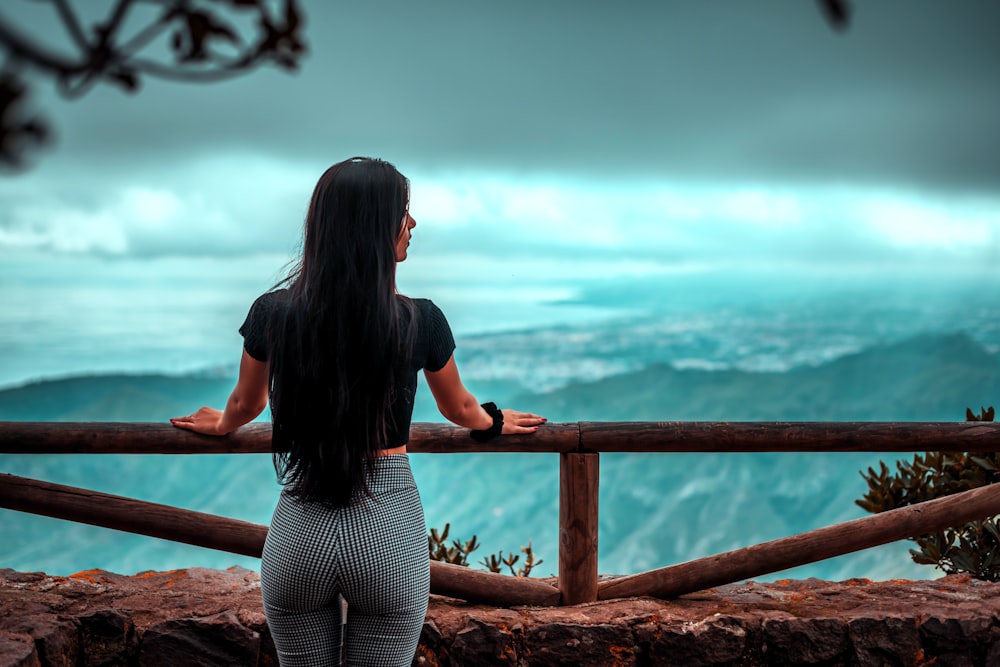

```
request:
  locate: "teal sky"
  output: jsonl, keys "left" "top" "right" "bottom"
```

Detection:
{"left": 0, "top": 1, "right": 997, "bottom": 276}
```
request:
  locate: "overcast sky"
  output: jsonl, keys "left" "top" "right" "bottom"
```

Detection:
{"left": 0, "top": 0, "right": 998, "bottom": 274}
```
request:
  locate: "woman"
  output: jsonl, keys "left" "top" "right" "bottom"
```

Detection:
{"left": 171, "top": 157, "right": 545, "bottom": 666}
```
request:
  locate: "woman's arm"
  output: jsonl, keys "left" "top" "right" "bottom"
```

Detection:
{"left": 424, "top": 355, "right": 546, "bottom": 434}
{"left": 171, "top": 350, "right": 270, "bottom": 436}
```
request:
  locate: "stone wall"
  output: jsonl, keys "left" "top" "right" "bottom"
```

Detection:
{"left": 2, "top": 567, "right": 1000, "bottom": 666}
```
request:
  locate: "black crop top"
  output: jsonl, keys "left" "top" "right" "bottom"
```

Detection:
{"left": 238, "top": 290, "right": 456, "bottom": 445}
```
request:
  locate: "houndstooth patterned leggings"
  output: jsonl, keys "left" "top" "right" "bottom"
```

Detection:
{"left": 261, "top": 455, "right": 430, "bottom": 666}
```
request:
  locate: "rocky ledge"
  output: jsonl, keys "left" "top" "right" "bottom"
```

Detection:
{"left": 1, "top": 567, "right": 1000, "bottom": 666}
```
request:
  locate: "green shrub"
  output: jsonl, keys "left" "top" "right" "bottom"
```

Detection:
{"left": 857, "top": 406, "right": 998, "bottom": 579}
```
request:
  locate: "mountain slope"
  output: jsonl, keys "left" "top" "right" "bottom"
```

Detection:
{"left": 512, "top": 332, "right": 998, "bottom": 422}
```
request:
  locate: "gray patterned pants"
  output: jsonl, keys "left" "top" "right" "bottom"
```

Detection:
{"left": 261, "top": 455, "right": 430, "bottom": 666}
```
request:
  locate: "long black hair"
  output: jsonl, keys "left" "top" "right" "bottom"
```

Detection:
{"left": 268, "top": 157, "right": 415, "bottom": 505}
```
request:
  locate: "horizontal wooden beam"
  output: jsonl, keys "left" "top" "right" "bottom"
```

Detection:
{"left": 1, "top": 421, "right": 996, "bottom": 454}
{"left": 0, "top": 421, "right": 575, "bottom": 454}
{"left": 0, "top": 473, "right": 560, "bottom": 606}
{"left": 0, "top": 472, "right": 267, "bottom": 556}
{"left": 0, "top": 421, "right": 273, "bottom": 454}
{"left": 407, "top": 422, "right": 578, "bottom": 453}
{"left": 598, "top": 481, "right": 1000, "bottom": 600}
{"left": 578, "top": 421, "right": 1000, "bottom": 453}
{"left": 430, "top": 561, "right": 560, "bottom": 606}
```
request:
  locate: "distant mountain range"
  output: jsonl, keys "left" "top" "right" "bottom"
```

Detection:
{"left": 1, "top": 331, "right": 996, "bottom": 580}
{"left": 2, "top": 331, "right": 994, "bottom": 423}
{"left": 511, "top": 332, "right": 999, "bottom": 422}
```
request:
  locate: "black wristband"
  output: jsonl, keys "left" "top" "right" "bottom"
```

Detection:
{"left": 470, "top": 402, "right": 504, "bottom": 442}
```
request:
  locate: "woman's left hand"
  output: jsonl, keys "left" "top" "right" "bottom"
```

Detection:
{"left": 170, "top": 407, "right": 227, "bottom": 436}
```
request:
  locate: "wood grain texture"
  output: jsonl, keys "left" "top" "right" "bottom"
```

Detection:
{"left": 558, "top": 452, "right": 599, "bottom": 605}
{"left": 578, "top": 421, "right": 1000, "bottom": 453}
{"left": 0, "top": 473, "right": 561, "bottom": 606}
{"left": 4, "top": 420, "right": 1000, "bottom": 606}
{"left": 2, "top": 421, "right": 996, "bottom": 454}
{"left": 0, "top": 473, "right": 267, "bottom": 556}
{"left": 598, "top": 481, "right": 1000, "bottom": 600}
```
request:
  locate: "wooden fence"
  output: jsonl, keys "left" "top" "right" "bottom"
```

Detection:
{"left": 2, "top": 421, "right": 999, "bottom": 606}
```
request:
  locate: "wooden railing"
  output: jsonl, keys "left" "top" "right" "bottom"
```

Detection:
{"left": 2, "top": 421, "right": 999, "bottom": 606}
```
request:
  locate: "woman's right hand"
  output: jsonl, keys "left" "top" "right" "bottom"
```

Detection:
{"left": 501, "top": 409, "right": 547, "bottom": 435}
{"left": 170, "top": 406, "right": 227, "bottom": 436}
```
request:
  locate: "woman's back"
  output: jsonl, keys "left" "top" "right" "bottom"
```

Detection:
{"left": 170, "top": 157, "right": 544, "bottom": 666}
{"left": 241, "top": 291, "right": 454, "bottom": 504}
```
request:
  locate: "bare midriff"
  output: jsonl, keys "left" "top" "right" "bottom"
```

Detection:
{"left": 377, "top": 445, "right": 407, "bottom": 456}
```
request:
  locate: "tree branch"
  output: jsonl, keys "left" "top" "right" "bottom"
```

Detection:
{"left": 0, "top": 0, "right": 307, "bottom": 170}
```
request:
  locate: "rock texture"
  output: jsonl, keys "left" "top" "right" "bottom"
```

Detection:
{"left": 2, "top": 567, "right": 1000, "bottom": 666}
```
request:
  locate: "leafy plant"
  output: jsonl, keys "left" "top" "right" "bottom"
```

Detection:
{"left": 968, "top": 406, "right": 996, "bottom": 422}
{"left": 427, "top": 523, "right": 480, "bottom": 567}
{"left": 427, "top": 524, "right": 543, "bottom": 577}
{"left": 480, "top": 541, "right": 544, "bottom": 578}
{"left": 857, "top": 405, "right": 999, "bottom": 580}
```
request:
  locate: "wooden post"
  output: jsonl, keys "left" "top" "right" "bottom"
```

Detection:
{"left": 598, "top": 481, "right": 1000, "bottom": 600}
{"left": 559, "top": 452, "right": 599, "bottom": 605}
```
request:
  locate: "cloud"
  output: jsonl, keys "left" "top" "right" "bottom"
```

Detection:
{"left": 862, "top": 196, "right": 1000, "bottom": 249}
{"left": 4, "top": 157, "right": 997, "bottom": 277}
{"left": 0, "top": 201, "right": 128, "bottom": 254}
{"left": 0, "top": 154, "right": 315, "bottom": 257}
{"left": 404, "top": 174, "right": 1000, "bottom": 277}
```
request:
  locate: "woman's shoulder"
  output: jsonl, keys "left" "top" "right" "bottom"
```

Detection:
{"left": 402, "top": 296, "right": 448, "bottom": 321}
{"left": 401, "top": 296, "right": 453, "bottom": 341}
{"left": 407, "top": 295, "right": 436, "bottom": 310}
{"left": 240, "top": 288, "right": 290, "bottom": 338}
{"left": 249, "top": 288, "right": 291, "bottom": 314}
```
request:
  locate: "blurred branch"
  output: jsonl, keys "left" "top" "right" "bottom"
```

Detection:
{"left": 818, "top": 0, "right": 851, "bottom": 32}
{"left": 1, "top": 1, "right": 848, "bottom": 172}
{"left": 0, "top": 0, "right": 307, "bottom": 170}
{"left": 0, "top": 72, "right": 50, "bottom": 170}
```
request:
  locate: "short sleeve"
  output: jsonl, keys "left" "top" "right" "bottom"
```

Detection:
{"left": 421, "top": 300, "right": 456, "bottom": 372}
{"left": 239, "top": 290, "right": 283, "bottom": 362}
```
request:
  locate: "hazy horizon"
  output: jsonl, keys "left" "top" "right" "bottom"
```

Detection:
{"left": 1, "top": 0, "right": 998, "bottom": 385}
